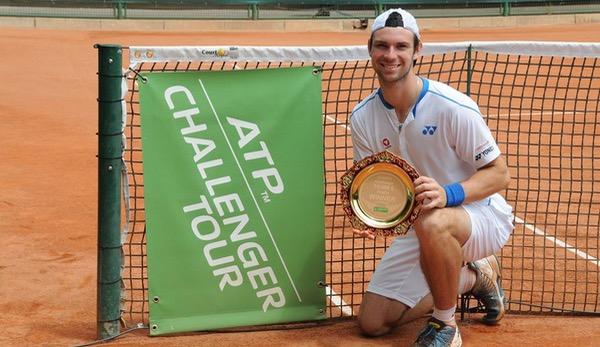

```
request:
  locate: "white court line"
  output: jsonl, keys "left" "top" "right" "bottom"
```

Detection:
{"left": 514, "top": 216, "right": 600, "bottom": 267}
{"left": 323, "top": 111, "right": 588, "bottom": 129}
{"left": 324, "top": 114, "right": 349, "bottom": 130}
{"left": 326, "top": 110, "right": 591, "bottom": 125}
{"left": 323, "top": 114, "right": 354, "bottom": 315}
{"left": 494, "top": 110, "right": 590, "bottom": 118}
{"left": 326, "top": 286, "right": 354, "bottom": 316}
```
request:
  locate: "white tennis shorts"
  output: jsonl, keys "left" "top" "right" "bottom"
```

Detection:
{"left": 366, "top": 195, "right": 514, "bottom": 308}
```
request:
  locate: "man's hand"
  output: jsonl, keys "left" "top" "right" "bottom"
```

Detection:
{"left": 353, "top": 228, "right": 376, "bottom": 240}
{"left": 414, "top": 176, "right": 446, "bottom": 211}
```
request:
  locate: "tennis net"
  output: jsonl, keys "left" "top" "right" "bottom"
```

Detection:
{"left": 119, "top": 42, "right": 600, "bottom": 326}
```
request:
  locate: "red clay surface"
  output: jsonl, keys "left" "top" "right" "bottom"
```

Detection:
{"left": 1, "top": 23, "right": 600, "bottom": 346}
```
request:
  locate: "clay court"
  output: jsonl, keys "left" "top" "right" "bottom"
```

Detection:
{"left": 1, "top": 15, "right": 600, "bottom": 346}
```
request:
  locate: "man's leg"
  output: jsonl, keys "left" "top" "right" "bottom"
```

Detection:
{"left": 467, "top": 255, "right": 506, "bottom": 324}
{"left": 414, "top": 207, "right": 471, "bottom": 322}
{"left": 357, "top": 225, "right": 432, "bottom": 337}
{"left": 461, "top": 199, "right": 513, "bottom": 325}
{"left": 358, "top": 263, "right": 501, "bottom": 339}
{"left": 411, "top": 207, "right": 471, "bottom": 347}
{"left": 358, "top": 291, "right": 433, "bottom": 337}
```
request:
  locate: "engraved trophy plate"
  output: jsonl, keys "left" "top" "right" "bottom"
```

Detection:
{"left": 340, "top": 151, "right": 421, "bottom": 236}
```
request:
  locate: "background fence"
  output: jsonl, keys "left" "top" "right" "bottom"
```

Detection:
{"left": 1, "top": 1, "right": 599, "bottom": 20}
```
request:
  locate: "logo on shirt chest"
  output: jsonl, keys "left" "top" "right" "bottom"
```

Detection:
{"left": 422, "top": 125, "right": 437, "bottom": 135}
{"left": 382, "top": 137, "right": 391, "bottom": 149}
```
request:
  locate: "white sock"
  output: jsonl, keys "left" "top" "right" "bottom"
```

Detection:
{"left": 458, "top": 265, "right": 477, "bottom": 295}
{"left": 432, "top": 306, "right": 457, "bottom": 327}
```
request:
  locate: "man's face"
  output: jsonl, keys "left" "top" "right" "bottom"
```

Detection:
{"left": 369, "top": 27, "right": 420, "bottom": 84}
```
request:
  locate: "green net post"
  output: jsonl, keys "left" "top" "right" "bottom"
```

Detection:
{"left": 502, "top": 1, "right": 511, "bottom": 16}
{"left": 95, "top": 44, "right": 123, "bottom": 340}
{"left": 250, "top": 3, "right": 259, "bottom": 20}
{"left": 114, "top": 1, "right": 122, "bottom": 19}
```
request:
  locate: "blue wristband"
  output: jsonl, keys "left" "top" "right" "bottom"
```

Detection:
{"left": 444, "top": 183, "right": 465, "bottom": 207}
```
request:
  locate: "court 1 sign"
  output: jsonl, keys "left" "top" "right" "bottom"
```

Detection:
{"left": 138, "top": 67, "right": 325, "bottom": 335}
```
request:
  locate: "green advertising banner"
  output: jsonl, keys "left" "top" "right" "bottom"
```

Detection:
{"left": 138, "top": 67, "right": 325, "bottom": 336}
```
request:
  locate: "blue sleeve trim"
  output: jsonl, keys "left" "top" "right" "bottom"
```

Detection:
{"left": 428, "top": 89, "right": 481, "bottom": 115}
{"left": 351, "top": 93, "right": 378, "bottom": 115}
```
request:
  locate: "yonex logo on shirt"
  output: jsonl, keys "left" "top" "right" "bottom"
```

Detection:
{"left": 422, "top": 125, "right": 437, "bottom": 135}
{"left": 475, "top": 145, "right": 495, "bottom": 161}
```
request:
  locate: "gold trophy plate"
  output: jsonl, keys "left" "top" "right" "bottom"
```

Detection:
{"left": 340, "top": 151, "right": 421, "bottom": 236}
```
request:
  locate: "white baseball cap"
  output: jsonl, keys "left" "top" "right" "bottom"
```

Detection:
{"left": 371, "top": 8, "right": 420, "bottom": 40}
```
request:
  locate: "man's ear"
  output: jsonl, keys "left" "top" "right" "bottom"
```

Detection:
{"left": 413, "top": 39, "right": 423, "bottom": 60}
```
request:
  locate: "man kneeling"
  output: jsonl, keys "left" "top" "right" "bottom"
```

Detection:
{"left": 350, "top": 8, "right": 514, "bottom": 347}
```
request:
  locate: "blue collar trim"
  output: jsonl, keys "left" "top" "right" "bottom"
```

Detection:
{"left": 412, "top": 77, "right": 429, "bottom": 118}
{"left": 377, "top": 88, "right": 395, "bottom": 110}
{"left": 377, "top": 78, "right": 430, "bottom": 116}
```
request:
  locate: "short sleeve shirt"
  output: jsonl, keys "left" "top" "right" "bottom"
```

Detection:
{"left": 350, "top": 78, "right": 501, "bottom": 187}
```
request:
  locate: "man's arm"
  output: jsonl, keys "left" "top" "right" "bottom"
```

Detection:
{"left": 461, "top": 154, "right": 511, "bottom": 203}
{"left": 350, "top": 118, "right": 373, "bottom": 162}
{"left": 414, "top": 155, "right": 510, "bottom": 211}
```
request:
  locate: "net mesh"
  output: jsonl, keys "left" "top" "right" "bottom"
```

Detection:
{"left": 120, "top": 43, "right": 600, "bottom": 325}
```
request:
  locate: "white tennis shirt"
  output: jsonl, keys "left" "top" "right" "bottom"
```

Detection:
{"left": 351, "top": 77, "right": 508, "bottom": 205}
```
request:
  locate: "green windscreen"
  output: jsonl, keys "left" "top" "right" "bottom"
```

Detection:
{"left": 138, "top": 67, "right": 325, "bottom": 335}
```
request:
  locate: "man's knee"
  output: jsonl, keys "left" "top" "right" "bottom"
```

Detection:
{"left": 414, "top": 210, "right": 451, "bottom": 244}
{"left": 358, "top": 294, "right": 432, "bottom": 336}
{"left": 357, "top": 311, "right": 391, "bottom": 337}
{"left": 414, "top": 208, "right": 470, "bottom": 246}
{"left": 358, "top": 293, "right": 409, "bottom": 337}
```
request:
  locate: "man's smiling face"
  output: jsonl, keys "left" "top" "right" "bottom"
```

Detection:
{"left": 369, "top": 27, "right": 420, "bottom": 85}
